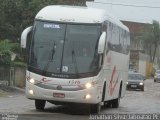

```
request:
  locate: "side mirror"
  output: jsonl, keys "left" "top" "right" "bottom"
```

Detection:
{"left": 98, "top": 32, "right": 106, "bottom": 54}
{"left": 21, "top": 26, "right": 33, "bottom": 48}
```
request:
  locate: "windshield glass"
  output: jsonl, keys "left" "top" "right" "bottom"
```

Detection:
{"left": 128, "top": 74, "right": 144, "bottom": 80}
{"left": 29, "top": 21, "right": 101, "bottom": 76}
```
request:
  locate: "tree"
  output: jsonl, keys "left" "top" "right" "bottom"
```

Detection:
{"left": 0, "top": 0, "right": 88, "bottom": 42}
{"left": 0, "top": 0, "right": 89, "bottom": 65}
{"left": 140, "top": 20, "right": 160, "bottom": 63}
{"left": 0, "top": 40, "right": 21, "bottom": 65}
{"left": 138, "top": 25, "right": 153, "bottom": 61}
{"left": 0, "top": 0, "right": 58, "bottom": 42}
{"left": 152, "top": 21, "right": 160, "bottom": 63}
{"left": 58, "top": 0, "right": 86, "bottom": 6}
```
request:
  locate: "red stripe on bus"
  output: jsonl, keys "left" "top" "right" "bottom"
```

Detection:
{"left": 108, "top": 66, "right": 119, "bottom": 96}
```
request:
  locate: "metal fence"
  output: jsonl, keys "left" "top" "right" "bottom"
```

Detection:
{"left": 0, "top": 66, "right": 15, "bottom": 86}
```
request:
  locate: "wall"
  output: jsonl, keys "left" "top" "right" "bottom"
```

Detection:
{"left": 138, "top": 60, "right": 146, "bottom": 76}
{"left": 138, "top": 52, "right": 150, "bottom": 77}
{"left": 14, "top": 67, "right": 26, "bottom": 88}
{"left": 0, "top": 66, "right": 10, "bottom": 85}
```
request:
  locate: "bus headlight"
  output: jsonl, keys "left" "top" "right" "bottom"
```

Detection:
{"left": 85, "top": 94, "right": 91, "bottom": 99}
{"left": 29, "top": 89, "right": 34, "bottom": 95}
{"left": 80, "top": 81, "right": 97, "bottom": 89}
{"left": 126, "top": 82, "right": 128, "bottom": 85}
{"left": 85, "top": 83, "right": 92, "bottom": 89}
{"left": 139, "top": 82, "right": 143, "bottom": 85}
{"left": 28, "top": 78, "right": 35, "bottom": 84}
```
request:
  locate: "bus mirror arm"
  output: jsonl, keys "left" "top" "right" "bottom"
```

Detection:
{"left": 98, "top": 32, "right": 106, "bottom": 54}
{"left": 21, "top": 26, "right": 33, "bottom": 48}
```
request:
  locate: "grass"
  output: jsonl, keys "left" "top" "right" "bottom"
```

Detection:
{"left": 0, "top": 90, "right": 8, "bottom": 97}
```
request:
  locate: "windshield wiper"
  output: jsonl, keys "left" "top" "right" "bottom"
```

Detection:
{"left": 43, "top": 42, "right": 56, "bottom": 73}
{"left": 72, "top": 50, "right": 79, "bottom": 77}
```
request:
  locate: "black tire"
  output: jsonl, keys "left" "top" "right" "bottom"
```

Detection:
{"left": 154, "top": 79, "right": 156, "bottom": 82}
{"left": 102, "top": 82, "right": 106, "bottom": 102}
{"left": 104, "top": 101, "right": 112, "bottom": 108}
{"left": 111, "top": 97, "right": 120, "bottom": 108}
{"left": 90, "top": 103, "right": 101, "bottom": 114}
{"left": 112, "top": 83, "right": 122, "bottom": 108}
{"left": 35, "top": 99, "right": 46, "bottom": 110}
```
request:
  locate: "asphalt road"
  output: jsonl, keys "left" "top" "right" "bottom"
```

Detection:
{"left": 0, "top": 79, "right": 160, "bottom": 120}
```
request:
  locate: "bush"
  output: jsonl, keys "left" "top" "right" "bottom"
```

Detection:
{"left": 0, "top": 39, "right": 26, "bottom": 67}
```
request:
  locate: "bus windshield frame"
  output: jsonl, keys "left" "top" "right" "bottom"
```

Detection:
{"left": 28, "top": 20, "right": 102, "bottom": 79}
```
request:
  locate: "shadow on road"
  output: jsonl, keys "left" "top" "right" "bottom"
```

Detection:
{"left": 31, "top": 103, "right": 116, "bottom": 115}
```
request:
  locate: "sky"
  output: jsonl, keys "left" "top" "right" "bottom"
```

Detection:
{"left": 86, "top": 0, "right": 160, "bottom": 23}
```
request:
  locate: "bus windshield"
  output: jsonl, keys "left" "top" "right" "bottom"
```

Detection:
{"left": 29, "top": 21, "right": 101, "bottom": 77}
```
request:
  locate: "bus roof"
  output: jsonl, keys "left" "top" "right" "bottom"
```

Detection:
{"left": 36, "top": 5, "right": 129, "bottom": 31}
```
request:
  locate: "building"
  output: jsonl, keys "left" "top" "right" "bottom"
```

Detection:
{"left": 86, "top": 0, "right": 157, "bottom": 76}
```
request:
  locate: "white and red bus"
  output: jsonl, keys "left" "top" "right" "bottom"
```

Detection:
{"left": 21, "top": 5, "right": 130, "bottom": 113}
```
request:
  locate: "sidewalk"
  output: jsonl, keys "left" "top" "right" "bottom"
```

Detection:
{"left": 0, "top": 83, "right": 25, "bottom": 96}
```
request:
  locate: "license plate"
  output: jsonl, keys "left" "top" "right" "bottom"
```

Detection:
{"left": 131, "top": 85, "right": 137, "bottom": 88}
{"left": 53, "top": 93, "right": 65, "bottom": 98}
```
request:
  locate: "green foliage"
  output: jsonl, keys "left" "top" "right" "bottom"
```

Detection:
{"left": 0, "top": 40, "right": 20, "bottom": 53}
{"left": 0, "top": 0, "right": 87, "bottom": 66}
{"left": 0, "top": 90, "right": 8, "bottom": 97}
{"left": 0, "top": 0, "right": 86, "bottom": 41}
{"left": 0, "top": 51, "right": 11, "bottom": 65}
{"left": 152, "top": 21, "right": 160, "bottom": 44}
{"left": 0, "top": 39, "right": 22, "bottom": 66}
{"left": 140, "top": 20, "right": 160, "bottom": 62}
{"left": 11, "top": 61, "right": 27, "bottom": 67}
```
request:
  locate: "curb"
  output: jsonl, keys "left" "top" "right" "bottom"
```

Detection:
{"left": 10, "top": 86, "right": 25, "bottom": 93}
{"left": 0, "top": 84, "right": 25, "bottom": 93}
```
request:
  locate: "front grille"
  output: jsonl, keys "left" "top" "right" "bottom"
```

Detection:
{"left": 128, "top": 82, "right": 138, "bottom": 85}
{"left": 35, "top": 83, "right": 83, "bottom": 91}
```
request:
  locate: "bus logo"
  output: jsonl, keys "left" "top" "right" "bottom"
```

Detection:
{"left": 57, "top": 85, "right": 62, "bottom": 90}
{"left": 40, "top": 78, "right": 51, "bottom": 83}
{"left": 109, "top": 66, "right": 119, "bottom": 96}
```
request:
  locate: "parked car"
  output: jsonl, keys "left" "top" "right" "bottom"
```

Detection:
{"left": 154, "top": 69, "right": 160, "bottom": 82}
{"left": 127, "top": 73, "right": 145, "bottom": 91}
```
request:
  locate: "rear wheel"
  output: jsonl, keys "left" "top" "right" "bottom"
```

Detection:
{"left": 154, "top": 79, "right": 156, "bottom": 82}
{"left": 112, "top": 83, "right": 122, "bottom": 108}
{"left": 35, "top": 99, "right": 46, "bottom": 110}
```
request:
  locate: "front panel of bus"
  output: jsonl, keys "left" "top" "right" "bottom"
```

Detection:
{"left": 26, "top": 20, "right": 105, "bottom": 104}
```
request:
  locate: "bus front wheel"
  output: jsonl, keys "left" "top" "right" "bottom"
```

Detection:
{"left": 90, "top": 103, "right": 101, "bottom": 114}
{"left": 35, "top": 99, "right": 46, "bottom": 110}
{"left": 111, "top": 97, "right": 120, "bottom": 108}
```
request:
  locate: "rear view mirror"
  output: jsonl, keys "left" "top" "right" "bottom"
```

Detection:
{"left": 98, "top": 32, "right": 106, "bottom": 54}
{"left": 21, "top": 26, "right": 33, "bottom": 48}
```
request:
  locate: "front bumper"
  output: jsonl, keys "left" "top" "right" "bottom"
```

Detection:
{"left": 127, "top": 84, "right": 144, "bottom": 90}
{"left": 26, "top": 81, "right": 101, "bottom": 104}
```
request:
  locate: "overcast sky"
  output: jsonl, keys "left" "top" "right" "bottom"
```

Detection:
{"left": 87, "top": 0, "right": 160, "bottom": 23}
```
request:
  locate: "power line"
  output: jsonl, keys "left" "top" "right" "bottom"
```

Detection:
{"left": 93, "top": 1, "right": 160, "bottom": 9}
